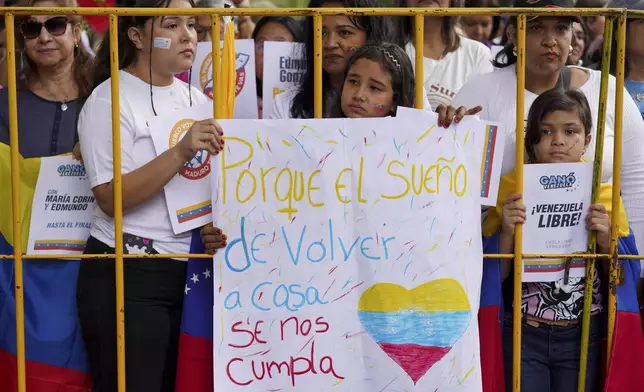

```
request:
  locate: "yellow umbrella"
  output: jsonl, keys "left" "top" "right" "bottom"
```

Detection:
{"left": 217, "top": 21, "right": 236, "bottom": 119}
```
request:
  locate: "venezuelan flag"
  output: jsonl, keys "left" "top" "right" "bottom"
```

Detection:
{"left": 479, "top": 169, "right": 644, "bottom": 392}
{"left": 174, "top": 20, "right": 236, "bottom": 392}
{"left": 0, "top": 143, "right": 91, "bottom": 391}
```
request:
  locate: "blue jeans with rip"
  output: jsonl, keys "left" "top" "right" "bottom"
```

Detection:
{"left": 502, "top": 313, "right": 603, "bottom": 392}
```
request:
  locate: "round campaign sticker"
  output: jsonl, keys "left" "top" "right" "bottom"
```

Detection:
{"left": 199, "top": 52, "right": 247, "bottom": 100}
{"left": 168, "top": 118, "right": 211, "bottom": 180}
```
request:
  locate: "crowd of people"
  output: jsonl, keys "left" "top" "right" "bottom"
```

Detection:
{"left": 0, "top": 0, "right": 643, "bottom": 390}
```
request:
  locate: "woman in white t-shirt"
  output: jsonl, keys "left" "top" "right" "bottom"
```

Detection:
{"left": 76, "top": 0, "right": 226, "bottom": 390}
{"left": 397, "top": 0, "right": 494, "bottom": 108}
{"left": 453, "top": 0, "right": 644, "bottom": 254}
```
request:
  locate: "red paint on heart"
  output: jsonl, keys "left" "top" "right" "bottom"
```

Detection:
{"left": 378, "top": 343, "right": 450, "bottom": 384}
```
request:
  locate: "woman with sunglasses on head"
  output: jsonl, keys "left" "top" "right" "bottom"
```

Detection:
{"left": 0, "top": 0, "right": 92, "bottom": 158}
{"left": 76, "top": 0, "right": 227, "bottom": 390}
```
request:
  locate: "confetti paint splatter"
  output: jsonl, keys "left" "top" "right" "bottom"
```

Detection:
{"left": 256, "top": 132, "right": 264, "bottom": 150}
{"left": 292, "top": 136, "right": 311, "bottom": 159}
{"left": 393, "top": 138, "right": 403, "bottom": 155}
{"left": 281, "top": 139, "right": 292, "bottom": 147}
{"left": 416, "top": 124, "right": 436, "bottom": 143}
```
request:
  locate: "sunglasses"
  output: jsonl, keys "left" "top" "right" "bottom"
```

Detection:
{"left": 20, "top": 17, "right": 69, "bottom": 40}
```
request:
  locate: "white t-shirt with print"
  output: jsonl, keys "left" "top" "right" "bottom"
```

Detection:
{"left": 452, "top": 64, "right": 644, "bottom": 266}
{"left": 78, "top": 70, "right": 209, "bottom": 255}
{"left": 405, "top": 36, "right": 494, "bottom": 108}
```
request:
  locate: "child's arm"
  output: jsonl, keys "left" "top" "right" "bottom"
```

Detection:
{"left": 587, "top": 204, "right": 612, "bottom": 276}
{"left": 500, "top": 193, "right": 526, "bottom": 281}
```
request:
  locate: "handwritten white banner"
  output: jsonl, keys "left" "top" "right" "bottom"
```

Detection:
{"left": 211, "top": 117, "right": 484, "bottom": 391}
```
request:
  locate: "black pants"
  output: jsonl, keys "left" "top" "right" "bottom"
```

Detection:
{"left": 76, "top": 236, "right": 187, "bottom": 392}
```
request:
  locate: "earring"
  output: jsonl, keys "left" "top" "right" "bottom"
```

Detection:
{"left": 569, "top": 45, "right": 573, "bottom": 52}
{"left": 512, "top": 46, "right": 517, "bottom": 56}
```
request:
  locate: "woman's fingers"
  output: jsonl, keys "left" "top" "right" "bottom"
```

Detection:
{"left": 443, "top": 106, "right": 457, "bottom": 128}
{"left": 453, "top": 106, "right": 468, "bottom": 124}
{"left": 465, "top": 105, "right": 483, "bottom": 116}
{"left": 435, "top": 104, "right": 448, "bottom": 127}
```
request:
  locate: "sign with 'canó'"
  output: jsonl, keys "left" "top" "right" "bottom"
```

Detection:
{"left": 211, "top": 117, "right": 485, "bottom": 391}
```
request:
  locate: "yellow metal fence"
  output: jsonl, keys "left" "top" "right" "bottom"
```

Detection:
{"left": 1, "top": 5, "right": 643, "bottom": 392}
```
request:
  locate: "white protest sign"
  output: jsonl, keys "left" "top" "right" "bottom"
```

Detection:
{"left": 522, "top": 162, "right": 593, "bottom": 282}
{"left": 396, "top": 106, "right": 506, "bottom": 206}
{"left": 191, "top": 40, "right": 259, "bottom": 119}
{"left": 261, "top": 41, "right": 305, "bottom": 119}
{"left": 211, "top": 117, "right": 483, "bottom": 391}
{"left": 27, "top": 156, "right": 95, "bottom": 255}
{"left": 149, "top": 103, "right": 217, "bottom": 234}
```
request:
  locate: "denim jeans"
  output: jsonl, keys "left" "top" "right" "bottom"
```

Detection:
{"left": 502, "top": 313, "right": 603, "bottom": 392}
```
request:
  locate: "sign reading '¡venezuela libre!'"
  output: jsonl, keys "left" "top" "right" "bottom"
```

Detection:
{"left": 210, "top": 116, "right": 486, "bottom": 391}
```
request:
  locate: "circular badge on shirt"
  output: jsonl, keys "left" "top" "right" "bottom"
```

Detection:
{"left": 198, "top": 52, "right": 247, "bottom": 100}
{"left": 168, "top": 118, "right": 211, "bottom": 180}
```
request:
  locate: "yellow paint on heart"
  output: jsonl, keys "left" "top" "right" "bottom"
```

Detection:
{"left": 357, "top": 279, "right": 470, "bottom": 313}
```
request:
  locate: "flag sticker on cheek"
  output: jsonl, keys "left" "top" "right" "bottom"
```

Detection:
{"left": 374, "top": 103, "right": 387, "bottom": 113}
{"left": 153, "top": 37, "right": 172, "bottom": 49}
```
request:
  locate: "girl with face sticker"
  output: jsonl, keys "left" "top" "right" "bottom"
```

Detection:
{"left": 483, "top": 89, "right": 641, "bottom": 392}
{"left": 452, "top": 0, "right": 644, "bottom": 265}
{"left": 77, "top": 0, "right": 227, "bottom": 389}
{"left": 338, "top": 43, "right": 416, "bottom": 118}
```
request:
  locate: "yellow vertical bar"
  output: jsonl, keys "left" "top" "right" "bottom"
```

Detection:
{"left": 5, "top": 12, "right": 27, "bottom": 392}
{"left": 513, "top": 14, "right": 526, "bottom": 392}
{"left": 313, "top": 14, "right": 323, "bottom": 118}
{"left": 108, "top": 14, "right": 126, "bottom": 392}
{"left": 578, "top": 16, "right": 613, "bottom": 392}
{"left": 606, "top": 12, "right": 626, "bottom": 370}
{"left": 414, "top": 14, "right": 424, "bottom": 109}
{"left": 212, "top": 15, "right": 221, "bottom": 118}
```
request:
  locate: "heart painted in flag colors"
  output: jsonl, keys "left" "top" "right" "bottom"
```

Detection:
{"left": 357, "top": 279, "right": 471, "bottom": 384}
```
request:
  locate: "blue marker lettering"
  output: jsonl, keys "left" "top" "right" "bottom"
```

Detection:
{"left": 224, "top": 291, "right": 242, "bottom": 310}
{"left": 282, "top": 225, "right": 307, "bottom": 265}
{"left": 381, "top": 236, "right": 396, "bottom": 260}
{"left": 250, "top": 233, "right": 266, "bottom": 264}
{"left": 224, "top": 216, "right": 251, "bottom": 273}
{"left": 360, "top": 237, "right": 380, "bottom": 260}
{"left": 338, "top": 236, "right": 360, "bottom": 261}
{"left": 307, "top": 241, "right": 326, "bottom": 263}
{"left": 251, "top": 281, "right": 271, "bottom": 311}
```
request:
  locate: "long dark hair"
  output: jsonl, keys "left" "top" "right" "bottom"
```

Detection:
{"left": 396, "top": 0, "right": 464, "bottom": 55}
{"left": 289, "top": 0, "right": 397, "bottom": 119}
{"left": 525, "top": 89, "right": 592, "bottom": 162}
{"left": 252, "top": 16, "right": 303, "bottom": 98}
{"left": 15, "top": 0, "right": 94, "bottom": 98}
{"left": 337, "top": 42, "right": 415, "bottom": 117}
{"left": 92, "top": 0, "right": 196, "bottom": 115}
